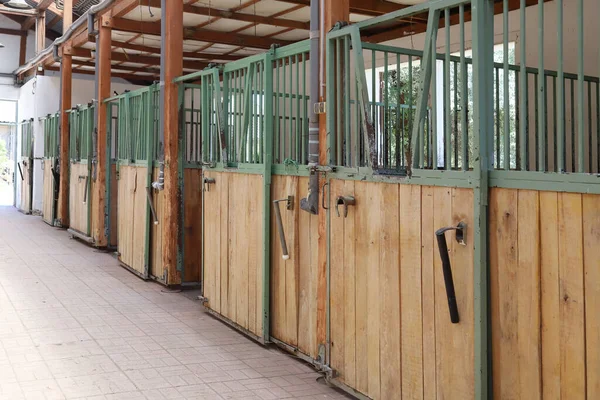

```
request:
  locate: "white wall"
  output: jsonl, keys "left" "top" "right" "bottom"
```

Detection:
{"left": 16, "top": 75, "right": 143, "bottom": 213}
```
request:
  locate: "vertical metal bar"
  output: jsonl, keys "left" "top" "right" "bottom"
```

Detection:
{"left": 295, "top": 54, "right": 300, "bottom": 162}
{"left": 588, "top": 81, "right": 592, "bottom": 173}
{"left": 288, "top": 56, "right": 293, "bottom": 160}
{"left": 453, "top": 61, "right": 458, "bottom": 169}
{"left": 283, "top": 57, "right": 288, "bottom": 161}
{"left": 396, "top": 53, "right": 402, "bottom": 170}
{"left": 326, "top": 34, "right": 335, "bottom": 166}
{"left": 411, "top": 9, "right": 441, "bottom": 170}
{"left": 538, "top": 0, "right": 546, "bottom": 171}
{"left": 534, "top": 73, "right": 539, "bottom": 170}
{"left": 553, "top": 77, "right": 557, "bottom": 171}
{"left": 350, "top": 27, "right": 378, "bottom": 169}
{"left": 556, "top": 0, "right": 564, "bottom": 172}
{"left": 519, "top": 0, "right": 527, "bottom": 170}
{"left": 444, "top": 8, "right": 451, "bottom": 170}
{"left": 262, "top": 49, "right": 274, "bottom": 343}
{"left": 577, "top": 0, "right": 584, "bottom": 173}
{"left": 571, "top": 78, "right": 575, "bottom": 172}
{"left": 302, "top": 52, "right": 307, "bottom": 164}
{"left": 503, "top": 0, "right": 510, "bottom": 169}
{"left": 336, "top": 39, "right": 342, "bottom": 166}
{"left": 275, "top": 60, "right": 280, "bottom": 163}
{"left": 495, "top": 68, "right": 500, "bottom": 168}
{"left": 409, "top": 55, "right": 413, "bottom": 167}
{"left": 544, "top": 76, "right": 549, "bottom": 172}
{"left": 431, "top": 21, "right": 438, "bottom": 169}
{"left": 345, "top": 38, "right": 352, "bottom": 167}
{"left": 372, "top": 48, "right": 376, "bottom": 166}
{"left": 383, "top": 51, "right": 389, "bottom": 169}
{"left": 471, "top": 0, "right": 492, "bottom": 398}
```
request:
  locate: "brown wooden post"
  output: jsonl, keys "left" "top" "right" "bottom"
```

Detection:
{"left": 317, "top": 0, "right": 349, "bottom": 360}
{"left": 93, "top": 14, "right": 112, "bottom": 246}
{"left": 57, "top": 45, "right": 72, "bottom": 227}
{"left": 36, "top": 10, "right": 45, "bottom": 54}
{"left": 19, "top": 33, "right": 27, "bottom": 66}
{"left": 161, "top": 0, "right": 184, "bottom": 285}
{"left": 63, "top": 0, "right": 73, "bottom": 33}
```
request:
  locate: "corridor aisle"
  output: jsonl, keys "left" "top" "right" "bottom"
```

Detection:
{"left": 0, "top": 207, "right": 345, "bottom": 400}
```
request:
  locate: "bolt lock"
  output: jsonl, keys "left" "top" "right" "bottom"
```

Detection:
{"left": 203, "top": 177, "right": 216, "bottom": 191}
{"left": 335, "top": 195, "right": 355, "bottom": 218}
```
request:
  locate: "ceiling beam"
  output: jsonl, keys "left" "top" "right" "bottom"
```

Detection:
{"left": 103, "top": 40, "right": 244, "bottom": 61}
{"left": 21, "top": 0, "right": 63, "bottom": 31}
{"left": 142, "top": 0, "right": 309, "bottom": 30}
{"left": 111, "top": 17, "right": 293, "bottom": 49}
{"left": 0, "top": 5, "right": 38, "bottom": 17}
{"left": 70, "top": 47, "right": 208, "bottom": 70}
{"left": 277, "top": 0, "right": 410, "bottom": 17}
{"left": 0, "top": 27, "right": 27, "bottom": 36}
{"left": 71, "top": 59, "right": 161, "bottom": 74}
{"left": 45, "top": 65, "right": 157, "bottom": 83}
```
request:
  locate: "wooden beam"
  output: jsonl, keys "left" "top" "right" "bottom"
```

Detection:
{"left": 46, "top": 65, "right": 156, "bottom": 82}
{"left": 70, "top": 47, "right": 207, "bottom": 70}
{"left": 93, "top": 14, "right": 112, "bottom": 247}
{"left": 36, "top": 10, "right": 45, "bottom": 53}
{"left": 57, "top": 53, "right": 72, "bottom": 227}
{"left": 111, "top": 17, "right": 293, "bottom": 49}
{"left": 107, "top": 40, "right": 243, "bottom": 61}
{"left": 0, "top": 27, "right": 26, "bottom": 36}
{"left": 19, "top": 34, "right": 27, "bottom": 66}
{"left": 140, "top": 0, "right": 310, "bottom": 30}
{"left": 278, "top": 0, "right": 404, "bottom": 16}
{"left": 72, "top": 59, "right": 160, "bottom": 74}
{"left": 161, "top": 0, "right": 184, "bottom": 286}
{"left": 63, "top": 0, "right": 73, "bottom": 32}
{"left": 0, "top": 6, "right": 37, "bottom": 17}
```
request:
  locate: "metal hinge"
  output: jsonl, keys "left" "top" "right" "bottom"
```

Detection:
{"left": 313, "top": 102, "right": 326, "bottom": 114}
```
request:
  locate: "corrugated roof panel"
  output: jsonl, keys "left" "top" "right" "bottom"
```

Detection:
{"left": 202, "top": 18, "right": 250, "bottom": 32}
{"left": 122, "top": 6, "right": 161, "bottom": 22}
{"left": 271, "top": 29, "right": 309, "bottom": 41}
{"left": 236, "top": 24, "right": 281, "bottom": 37}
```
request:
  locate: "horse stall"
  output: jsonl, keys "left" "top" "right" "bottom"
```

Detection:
{"left": 17, "top": 119, "right": 34, "bottom": 214}
{"left": 324, "top": 0, "right": 600, "bottom": 399}
{"left": 105, "top": 85, "right": 201, "bottom": 285}
{"left": 40, "top": 112, "right": 60, "bottom": 226}
{"left": 66, "top": 104, "right": 94, "bottom": 242}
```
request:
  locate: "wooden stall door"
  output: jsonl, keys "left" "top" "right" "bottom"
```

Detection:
{"left": 270, "top": 175, "right": 319, "bottom": 359}
{"left": 202, "top": 170, "right": 264, "bottom": 339}
{"left": 42, "top": 159, "right": 56, "bottom": 224}
{"left": 68, "top": 163, "right": 90, "bottom": 235}
{"left": 490, "top": 188, "right": 600, "bottom": 399}
{"left": 328, "top": 179, "right": 475, "bottom": 400}
{"left": 117, "top": 166, "right": 147, "bottom": 275}
{"left": 18, "top": 159, "right": 32, "bottom": 213}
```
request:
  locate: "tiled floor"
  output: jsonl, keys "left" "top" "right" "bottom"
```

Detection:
{"left": 0, "top": 207, "right": 348, "bottom": 400}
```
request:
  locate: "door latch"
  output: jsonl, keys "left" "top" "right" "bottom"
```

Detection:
{"left": 435, "top": 222, "right": 467, "bottom": 324}
{"left": 203, "top": 177, "right": 216, "bottom": 191}
{"left": 335, "top": 195, "right": 355, "bottom": 218}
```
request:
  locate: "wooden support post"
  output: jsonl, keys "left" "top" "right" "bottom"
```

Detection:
{"left": 63, "top": 0, "right": 73, "bottom": 33}
{"left": 93, "top": 14, "right": 112, "bottom": 247}
{"left": 317, "top": 0, "right": 349, "bottom": 359}
{"left": 19, "top": 33, "right": 27, "bottom": 66}
{"left": 161, "top": 0, "right": 184, "bottom": 285}
{"left": 36, "top": 11, "right": 45, "bottom": 54}
{"left": 58, "top": 48, "right": 72, "bottom": 227}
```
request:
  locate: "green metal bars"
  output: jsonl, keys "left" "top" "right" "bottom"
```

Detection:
{"left": 19, "top": 119, "right": 34, "bottom": 158}
{"left": 176, "top": 41, "right": 311, "bottom": 169}
{"left": 105, "top": 84, "right": 161, "bottom": 165}
{"left": 42, "top": 113, "right": 60, "bottom": 159}
{"left": 68, "top": 104, "right": 94, "bottom": 162}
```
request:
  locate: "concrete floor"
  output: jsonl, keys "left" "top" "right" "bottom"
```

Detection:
{"left": 0, "top": 207, "right": 347, "bottom": 400}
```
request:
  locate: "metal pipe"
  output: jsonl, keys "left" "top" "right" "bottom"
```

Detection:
{"left": 152, "top": 160, "right": 164, "bottom": 190}
{"left": 15, "top": 0, "right": 118, "bottom": 76}
{"left": 300, "top": 0, "right": 320, "bottom": 215}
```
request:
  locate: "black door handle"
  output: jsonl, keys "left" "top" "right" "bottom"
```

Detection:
{"left": 435, "top": 222, "right": 466, "bottom": 324}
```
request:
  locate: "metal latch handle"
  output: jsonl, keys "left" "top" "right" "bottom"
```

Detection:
{"left": 203, "top": 177, "right": 216, "bottom": 191}
{"left": 434, "top": 222, "right": 466, "bottom": 324}
{"left": 335, "top": 195, "right": 355, "bottom": 218}
{"left": 273, "top": 196, "right": 293, "bottom": 260}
